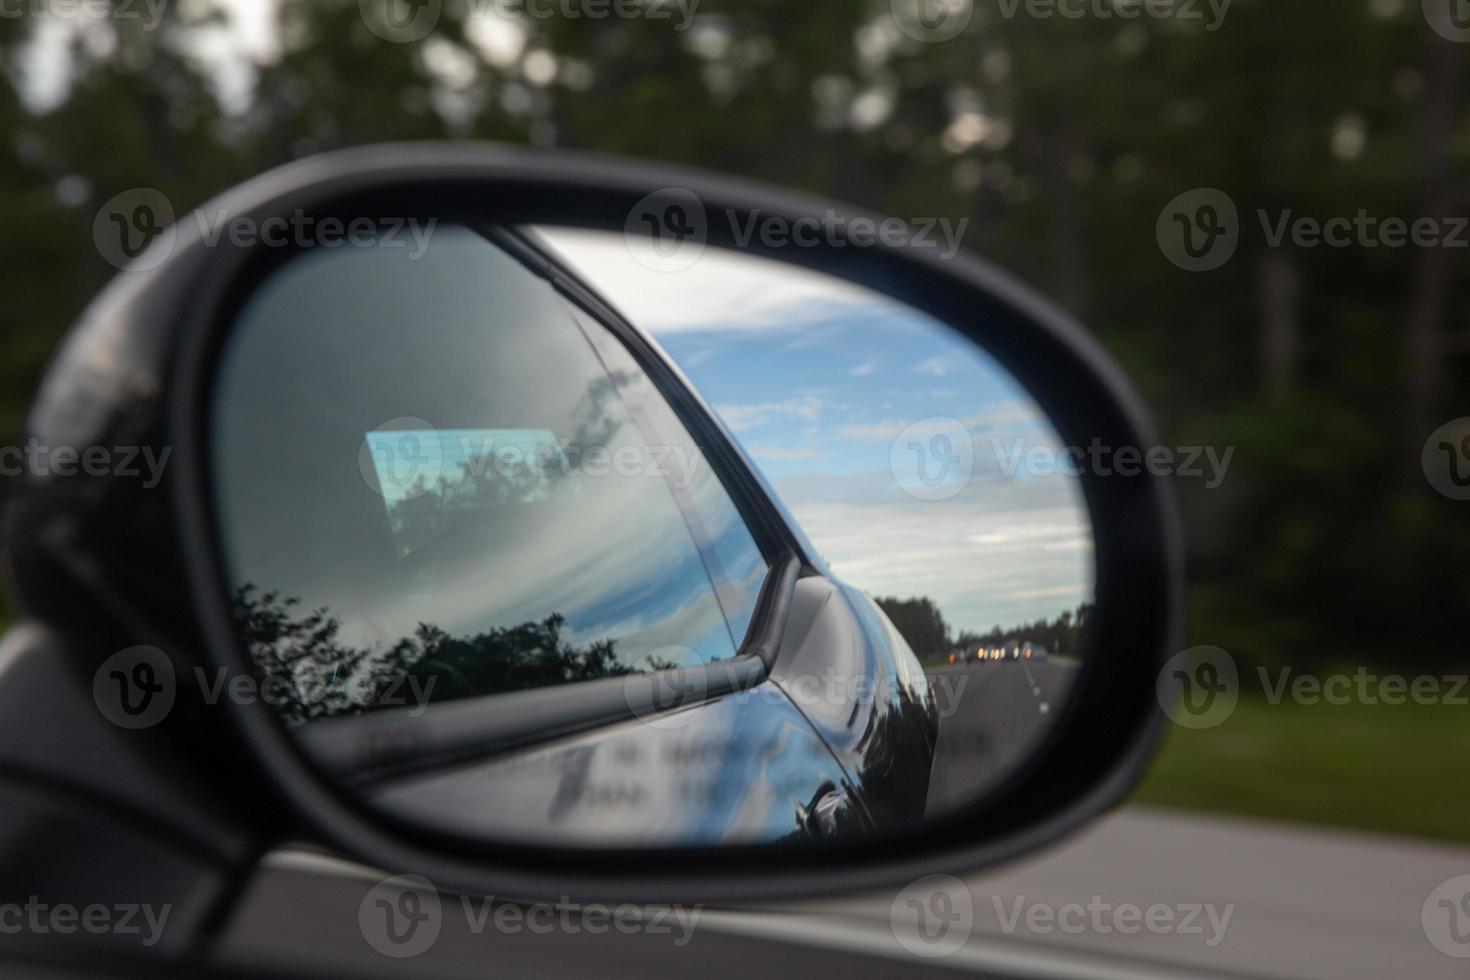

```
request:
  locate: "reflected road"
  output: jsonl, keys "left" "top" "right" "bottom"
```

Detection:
{"left": 924, "top": 659, "right": 1079, "bottom": 816}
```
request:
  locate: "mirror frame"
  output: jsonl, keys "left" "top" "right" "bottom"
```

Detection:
{"left": 116, "top": 143, "right": 1177, "bottom": 903}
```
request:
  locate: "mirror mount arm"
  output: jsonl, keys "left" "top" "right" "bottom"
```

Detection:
{"left": 741, "top": 556, "right": 801, "bottom": 669}
{"left": 300, "top": 556, "right": 802, "bottom": 785}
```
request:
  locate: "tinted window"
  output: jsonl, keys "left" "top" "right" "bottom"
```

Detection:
{"left": 212, "top": 226, "right": 767, "bottom": 722}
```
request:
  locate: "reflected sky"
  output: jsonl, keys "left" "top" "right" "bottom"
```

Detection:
{"left": 536, "top": 229, "right": 1095, "bottom": 635}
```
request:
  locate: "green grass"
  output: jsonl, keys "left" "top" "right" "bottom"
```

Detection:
{"left": 1132, "top": 696, "right": 1470, "bottom": 845}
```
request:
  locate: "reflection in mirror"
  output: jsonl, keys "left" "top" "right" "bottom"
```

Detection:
{"left": 538, "top": 228, "right": 1096, "bottom": 821}
{"left": 211, "top": 222, "right": 1094, "bottom": 850}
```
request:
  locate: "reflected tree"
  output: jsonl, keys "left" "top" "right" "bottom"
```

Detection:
{"left": 383, "top": 445, "right": 575, "bottom": 560}
{"left": 376, "top": 369, "right": 630, "bottom": 560}
{"left": 231, "top": 585, "right": 637, "bottom": 725}
{"left": 956, "top": 603, "right": 1096, "bottom": 661}
{"left": 232, "top": 585, "right": 399, "bottom": 724}
{"left": 234, "top": 378, "right": 655, "bottom": 724}
{"left": 877, "top": 594, "right": 1095, "bottom": 664}
{"left": 405, "top": 614, "right": 632, "bottom": 704}
{"left": 874, "top": 596, "right": 950, "bottom": 660}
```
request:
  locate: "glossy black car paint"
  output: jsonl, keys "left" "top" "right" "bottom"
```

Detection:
{"left": 308, "top": 576, "right": 939, "bottom": 847}
{"left": 366, "top": 678, "right": 866, "bottom": 846}
{"left": 0, "top": 143, "right": 1180, "bottom": 918}
{"left": 771, "top": 578, "right": 940, "bottom": 832}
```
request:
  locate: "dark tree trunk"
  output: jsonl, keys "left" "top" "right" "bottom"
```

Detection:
{"left": 1259, "top": 249, "right": 1300, "bottom": 403}
{"left": 1403, "top": 33, "right": 1467, "bottom": 479}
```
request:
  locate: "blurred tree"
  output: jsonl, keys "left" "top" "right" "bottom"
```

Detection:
{"left": 956, "top": 602, "right": 1092, "bottom": 661}
{"left": 0, "top": 0, "right": 1465, "bottom": 676}
{"left": 875, "top": 595, "right": 949, "bottom": 658}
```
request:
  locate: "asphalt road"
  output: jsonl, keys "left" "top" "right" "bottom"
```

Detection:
{"left": 747, "top": 806, "right": 1470, "bottom": 980}
{"left": 221, "top": 808, "right": 1470, "bottom": 980}
{"left": 924, "top": 659, "right": 1078, "bottom": 817}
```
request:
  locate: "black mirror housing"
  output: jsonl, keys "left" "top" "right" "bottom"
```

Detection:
{"left": 5, "top": 143, "right": 1182, "bottom": 904}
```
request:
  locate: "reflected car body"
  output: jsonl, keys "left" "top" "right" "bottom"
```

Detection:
{"left": 360, "top": 576, "right": 936, "bottom": 846}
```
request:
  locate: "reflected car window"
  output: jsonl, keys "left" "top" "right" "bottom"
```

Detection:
{"left": 212, "top": 226, "right": 767, "bottom": 722}
{"left": 573, "top": 308, "right": 770, "bottom": 650}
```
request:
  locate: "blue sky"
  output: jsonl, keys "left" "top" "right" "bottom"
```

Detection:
{"left": 537, "top": 229, "right": 1095, "bottom": 636}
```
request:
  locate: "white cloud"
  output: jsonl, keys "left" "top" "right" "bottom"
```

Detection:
{"left": 914, "top": 357, "right": 951, "bottom": 378}
{"left": 745, "top": 446, "right": 823, "bottom": 461}
{"left": 836, "top": 401, "right": 1045, "bottom": 443}
{"left": 534, "top": 227, "right": 884, "bottom": 334}
{"left": 714, "top": 395, "right": 824, "bottom": 433}
{"left": 770, "top": 466, "right": 1094, "bottom": 633}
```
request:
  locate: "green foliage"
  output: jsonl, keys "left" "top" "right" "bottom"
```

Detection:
{"left": 0, "top": 0, "right": 1466, "bottom": 684}
{"left": 1134, "top": 697, "right": 1470, "bottom": 844}
{"left": 875, "top": 595, "right": 950, "bottom": 660}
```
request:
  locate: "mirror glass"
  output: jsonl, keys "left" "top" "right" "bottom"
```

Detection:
{"left": 210, "top": 221, "right": 1095, "bottom": 849}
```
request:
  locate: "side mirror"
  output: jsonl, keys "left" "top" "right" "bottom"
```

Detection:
{"left": 12, "top": 144, "right": 1180, "bottom": 904}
